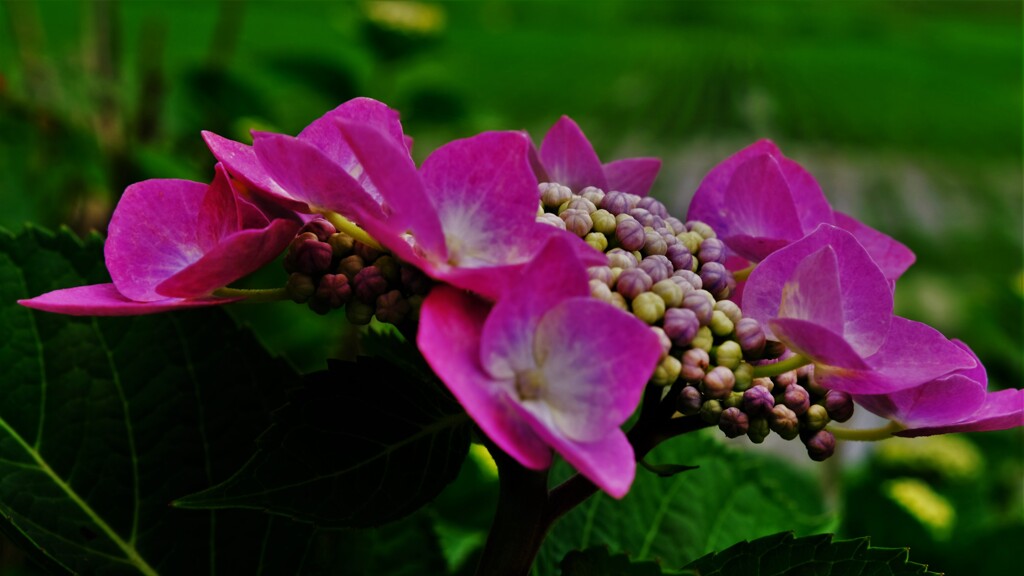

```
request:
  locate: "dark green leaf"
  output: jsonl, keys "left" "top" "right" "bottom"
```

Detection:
{"left": 683, "top": 532, "right": 942, "bottom": 576}
{"left": 560, "top": 546, "right": 664, "bottom": 576}
{"left": 0, "top": 226, "right": 342, "bottom": 574}
{"left": 535, "top": 432, "right": 831, "bottom": 574}
{"left": 174, "top": 356, "right": 472, "bottom": 527}
{"left": 639, "top": 459, "right": 700, "bottom": 478}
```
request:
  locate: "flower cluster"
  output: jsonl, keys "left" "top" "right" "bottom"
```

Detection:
{"left": 19, "top": 98, "right": 1022, "bottom": 498}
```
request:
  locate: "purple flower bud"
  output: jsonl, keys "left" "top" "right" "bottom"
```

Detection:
{"left": 284, "top": 233, "right": 333, "bottom": 275}
{"left": 803, "top": 404, "right": 830, "bottom": 431}
{"left": 588, "top": 266, "right": 616, "bottom": 287}
{"left": 747, "top": 417, "right": 770, "bottom": 444}
{"left": 783, "top": 383, "right": 811, "bottom": 415}
{"left": 665, "top": 243, "right": 693, "bottom": 273}
{"left": 400, "top": 263, "right": 432, "bottom": 295}
{"left": 580, "top": 186, "right": 605, "bottom": 206}
{"left": 566, "top": 196, "right": 597, "bottom": 214}
{"left": 803, "top": 430, "right": 836, "bottom": 461}
{"left": 823, "top": 390, "right": 855, "bottom": 423}
{"left": 768, "top": 404, "right": 800, "bottom": 440}
{"left": 616, "top": 217, "right": 646, "bottom": 251}
{"left": 762, "top": 340, "right": 788, "bottom": 359}
{"left": 286, "top": 273, "right": 316, "bottom": 303}
{"left": 615, "top": 268, "right": 653, "bottom": 300}
{"left": 601, "top": 191, "right": 634, "bottom": 215}
{"left": 681, "top": 347, "right": 710, "bottom": 381}
{"left": 637, "top": 196, "right": 669, "bottom": 219}
{"left": 539, "top": 182, "right": 572, "bottom": 208}
{"left": 682, "top": 289, "right": 715, "bottom": 325}
{"left": 639, "top": 255, "right": 673, "bottom": 282}
{"left": 353, "top": 241, "right": 381, "bottom": 262}
{"left": 719, "top": 407, "right": 749, "bottom": 438}
{"left": 328, "top": 232, "right": 355, "bottom": 258}
{"left": 774, "top": 369, "right": 798, "bottom": 388}
{"left": 665, "top": 216, "right": 686, "bottom": 235}
{"left": 677, "top": 385, "right": 704, "bottom": 415}
{"left": 743, "top": 386, "right": 775, "bottom": 417}
{"left": 628, "top": 208, "right": 655, "bottom": 227}
{"left": 353, "top": 266, "right": 389, "bottom": 304}
{"left": 537, "top": 212, "right": 566, "bottom": 230}
{"left": 642, "top": 231, "right": 668, "bottom": 256}
{"left": 699, "top": 399, "right": 723, "bottom": 424}
{"left": 651, "top": 326, "right": 672, "bottom": 356}
{"left": 673, "top": 269, "right": 703, "bottom": 290}
{"left": 375, "top": 289, "right": 411, "bottom": 325}
{"left": 607, "top": 248, "right": 638, "bottom": 269}
{"left": 299, "top": 218, "right": 338, "bottom": 242}
{"left": 663, "top": 307, "right": 700, "bottom": 346}
{"left": 315, "top": 274, "right": 352, "bottom": 309}
{"left": 668, "top": 275, "right": 696, "bottom": 297}
{"left": 697, "top": 237, "right": 726, "bottom": 264}
{"left": 560, "top": 208, "right": 594, "bottom": 237}
{"left": 702, "top": 366, "right": 735, "bottom": 399}
{"left": 337, "top": 254, "right": 365, "bottom": 280}
{"left": 753, "top": 377, "right": 774, "bottom": 392}
{"left": 699, "top": 262, "right": 733, "bottom": 299}
{"left": 735, "top": 318, "right": 766, "bottom": 358}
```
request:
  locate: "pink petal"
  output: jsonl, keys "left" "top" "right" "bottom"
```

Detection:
{"left": 603, "top": 157, "right": 661, "bottom": 196}
{"left": 722, "top": 155, "right": 804, "bottom": 259}
{"left": 897, "top": 389, "right": 1024, "bottom": 437}
{"left": 776, "top": 157, "right": 834, "bottom": 232}
{"left": 778, "top": 245, "right": 844, "bottom": 335}
{"left": 105, "top": 178, "right": 206, "bottom": 302}
{"left": 769, "top": 318, "right": 871, "bottom": 372}
{"left": 155, "top": 219, "right": 300, "bottom": 298}
{"left": 417, "top": 285, "right": 552, "bottom": 469}
{"left": 687, "top": 139, "right": 782, "bottom": 231}
{"left": 196, "top": 164, "right": 243, "bottom": 251}
{"left": 855, "top": 373, "right": 986, "bottom": 429}
{"left": 18, "top": 284, "right": 238, "bottom": 316}
{"left": 833, "top": 211, "right": 916, "bottom": 283}
{"left": 539, "top": 116, "right": 608, "bottom": 192}
{"left": 202, "top": 131, "right": 308, "bottom": 213}
{"left": 861, "top": 317, "right": 978, "bottom": 392}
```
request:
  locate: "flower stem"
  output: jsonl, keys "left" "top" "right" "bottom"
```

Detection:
{"left": 732, "top": 263, "right": 756, "bottom": 282}
{"left": 828, "top": 420, "right": 904, "bottom": 441}
{"left": 751, "top": 353, "right": 810, "bottom": 378}
{"left": 319, "top": 210, "right": 384, "bottom": 251}
{"left": 212, "top": 287, "right": 289, "bottom": 303}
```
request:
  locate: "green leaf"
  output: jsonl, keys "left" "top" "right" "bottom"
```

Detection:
{"left": 0, "top": 226, "right": 349, "bottom": 574}
{"left": 559, "top": 546, "right": 664, "bottom": 576}
{"left": 682, "top": 531, "right": 942, "bottom": 575}
{"left": 535, "top": 432, "right": 831, "bottom": 575}
{"left": 173, "top": 356, "right": 473, "bottom": 527}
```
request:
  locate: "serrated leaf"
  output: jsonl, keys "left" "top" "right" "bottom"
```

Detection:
{"left": 535, "top": 432, "right": 831, "bottom": 575}
{"left": 559, "top": 545, "right": 664, "bottom": 575}
{"left": 174, "top": 356, "right": 472, "bottom": 527}
{"left": 682, "top": 532, "right": 942, "bottom": 576}
{"left": 0, "top": 226, "right": 349, "bottom": 574}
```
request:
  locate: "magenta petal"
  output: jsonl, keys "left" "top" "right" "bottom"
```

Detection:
{"left": 769, "top": 318, "right": 871, "bottom": 371}
{"left": 723, "top": 155, "right": 803, "bottom": 252}
{"left": 776, "top": 157, "right": 834, "bottom": 232}
{"left": 18, "top": 284, "right": 239, "bottom": 316}
{"left": 105, "top": 178, "right": 206, "bottom": 302}
{"left": 778, "top": 246, "right": 844, "bottom": 335}
{"left": 897, "top": 389, "right": 1024, "bottom": 437}
{"left": 722, "top": 235, "right": 791, "bottom": 264}
{"left": 862, "top": 317, "right": 977, "bottom": 392}
{"left": 197, "top": 164, "right": 243, "bottom": 251}
{"left": 603, "top": 157, "right": 661, "bottom": 196}
{"left": 855, "top": 374, "right": 986, "bottom": 429}
{"left": 833, "top": 211, "right": 915, "bottom": 282}
{"left": 539, "top": 116, "right": 609, "bottom": 192}
{"left": 687, "top": 139, "right": 782, "bottom": 231}
{"left": 417, "top": 286, "right": 552, "bottom": 470}
{"left": 202, "top": 131, "right": 308, "bottom": 213}
{"left": 156, "top": 219, "right": 300, "bottom": 298}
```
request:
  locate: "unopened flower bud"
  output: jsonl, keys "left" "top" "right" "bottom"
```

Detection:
{"left": 699, "top": 262, "right": 733, "bottom": 299}
{"left": 590, "top": 279, "right": 613, "bottom": 300}
{"left": 652, "top": 279, "right": 684, "bottom": 308}
{"left": 665, "top": 216, "right": 686, "bottom": 234}
{"left": 606, "top": 292, "right": 628, "bottom": 311}
{"left": 803, "top": 404, "right": 831, "bottom": 431}
{"left": 636, "top": 196, "right": 669, "bottom": 219}
{"left": 299, "top": 218, "right": 337, "bottom": 242}
{"left": 286, "top": 273, "right": 316, "bottom": 303}
{"left": 537, "top": 212, "right": 567, "bottom": 230}
{"left": 353, "top": 266, "right": 389, "bottom": 304}
{"left": 616, "top": 217, "right": 646, "bottom": 251}
{"left": 687, "top": 221, "right": 716, "bottom": 239}
{"left": 681, "top": 347, "right": 710, "bottom": 382}
{"left": 668, "top": 275, "right": 696, "bottom": 297}
{"left": 735, "top": 318, "right": 766, "bottom": 358}
{"left": 580, "top": 186, "right": 605, "bottom": 206}
{"left": 733, "top": 362, "right": 754, "bottom": 391}
{"left": 665, "top": 243, "right": 693, "bottom": 271}
{"left": 642, "top": 231, "right": 667, "bottom": 256}
{"left": 400, "top": 264, "right": 432, "bottom": 295}
{"left": 697, "top": 237, "right": 726, "bottom": 264}
{"left": 591, "top": 209, "right": 617, "bottom": 234}
{"left": 313, "top": 273, "right": 352, "bottom": 310}
{"left": 540, "top": 182, "right": 572, "bottom": 207}
{"left": 373, "top": 255, "right": 400, "bottom": 285}
{"left": 682, "top": 290, "right": 715, "bottom": 325}
{"left": 601, "top": 191, "right": 634, "bottom": 215}
{"left": 823, "top": 390, "right": 854, "bottom": 422}
{"left": 714, "top": 340, "right": 743, "bottom": 370}
{"left": 561, "top": 209, "right": 593, "bottom": 237}
{"left": 632, "top": 292, "right": 666, "bottom": 325}
{"left": 719, "top": 407, "right": 749, "bottom": 438}
{"left": 607, "top": 248, "right": 637, "bottom": 269}
{"left": 639, "top": 255, "right": 672, "bottom": 283}
{"left": 328, "top": 232, "right": 356, "bottom": 258}
{"left": 709, "top": 310, "right": 735, "bottom": 337}
{"left": 700, "top": 399, "right": 723, "bottom": 424}
{"left": 763, "top": 340, "right": 788, "bottom": 359}
{"left": 651, "top": 326, "right": 672, "bottom": 356}
{"left": 585, "top": 232, "right": 608, "bottom": 252}
{"left": 284, "top": 233, "right": 333, "bottom": 275}
{"left": 677, "top": 385, "right": 704, "bottom": 415}
{"left": 588, "top": 266, "right": 615, "bottom": 287}
{"left": 673, "top": 269, "right": 703, "bottom": 290}
{"left": 774, "top": 369, "right": 798, "bottom": 388}
{"left": 678, "top": 231, "right": 702, "bottom": 254}
{"left": 615, "top": 268, "right": 653, "bottom": 300}
{"left": 651, "top": 355, "right": 682, "bottom": 386}
{"left": 337, "top": 254, "right": 365, "bottom": 280}
{"left": 768, "top": 404, "right": 800, "bottom": 440}
{"left": 714, "top": 300, "right": 742, "bottom": 325}
{"left": 747, "top": 417, "right": 770, "bottom": 444}
{"left": 566, "top": 196, "right": 597, "bottom": 214}
{"left": 692, "top": 326, "right": 714, "bottom": 352}
{"left": 628, "top": 208, "right": 655, "bottom": 227}
{"left": 753, "top": 377, "right": 774, "bottom": 392}
{"left": 783, "top": 383, "right": 811, "bottom": 415}
{"left": 803, "top": 429, "right": 836, "bottom": 461}
{"left": 723, "top": 391, "right": 744, "bottom": 409}
{"left": 702, "top": 366, "right": 735, "bottom": 399}
{"left": 345, "top": 300, "right": 375, "bottom": 325}
{"left": 743, "top": 385, "right": 775, "bottom": 417}
{"left": 375, "top": 289, "right": 411, "bottom": 325}
{"left": 353, "top": 241, "right": 381, "bottom": 262}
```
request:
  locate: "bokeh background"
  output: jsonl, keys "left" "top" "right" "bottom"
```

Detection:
{"left": 1, "top": 1, "right": 1021, "bottom": 574}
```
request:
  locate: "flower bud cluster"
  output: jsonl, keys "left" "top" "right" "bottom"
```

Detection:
{"left": 536, "top": 183, "right": 855, "bottom": 461}
{"left": 283, "top": 218, "right": 431, "bottom": 325}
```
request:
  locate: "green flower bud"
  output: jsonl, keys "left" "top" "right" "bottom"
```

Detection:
{"left": 701, "top": 366, "right": 735, "bottom": 399}
{"left": 642, "top": 230, "right": 668, "bottom": 256}
{"left": 803, "top": 404, "right": 831, "bottom": 431}
{"left": 286, "top": 273, "right": 316, "bottom": 304}
{"left": 337, "top": 254, "right": 365, "bottom": 280}
{"left": 540, "top": 182, "right": 572, "bottom": 208}
{"left": 328, "top": 232, "right": 355, "bottom": 258}
{"left": 753, "top": 377, "right": 774, "bottom": 392}
{"left": 580, "top": 186, "right": 605, "bottom": 206}
{"left": 651, "top": 355, "right": 682, "bottom": 387}
{"left": 585, "top": 232, "right": 608, "bottom": 252}
{"left": 713, "top": 300, "right": 743, "bottom": 325}
{"left": 723, "top": 391, "right": 744, "bottom": 409}
{"left": 606, "top": 292, "right": 628, "bottom": 311}
{"left": 590, "top": 279, "right": 613, "bottom": 301}
{"left": 692, "top": 326, "right": 714, "bottom": 352}
{"left": 709, "top": 310, "right": 735, "bottom": 337}
{"left": 651, "top": 278, "right": 684, "bottom": 308}
{"left": 678, "top": 231, "right": 703, "bottom": 254}
{"left": 687, "top": 220, "right": 716, "bottom": 239}
{"left": 714, "top": 341, "right": 743, "bottom": 370}
{"left": 733, "top": 362, "right": 754, "bottom": 391}
{"left": 699, "top": 399, "right": 723, "bottom": 424}
{"left": 631, "top": 291, "right": 666, "bottom": 325}
{"left": 747, "top": 417, "right": 770, "bottom": 444}
{"left": 768, "top": 404, "right": 799, "bottom": 440}
{"left": 373, "top": 255, "right": 400, "bottom": 285}
{"left": 591, "top": 209, "right": 617, "bottom": 234}
{"left": 345, "top": 300, "right": 375, "bottom": 325}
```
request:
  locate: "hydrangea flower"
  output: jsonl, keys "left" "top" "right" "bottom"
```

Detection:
{"left": 535, "top": 116, "right": 661, "bottom": 196}
{"left": 743, "top": 224, "right": 974, "bottom": 395}
{"left": 687, "top": 140, "right": 915, "bottom": 282}
{"left": 853, "top": 341, "right": 1024, "bottom": 436}
{"left": 19, "top": 164, "right": 300, "bottom": 315}
{"left": 417, "top": 235, "right": 661, "bottom": 497}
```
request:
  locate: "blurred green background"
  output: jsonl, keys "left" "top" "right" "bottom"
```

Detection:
{"left": 1, "top": 1, "right": 1020, "bottom": 574}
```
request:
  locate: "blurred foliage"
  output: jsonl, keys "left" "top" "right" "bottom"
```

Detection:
{"left": 0, "top": 1, "right": 1020, "bottom": 574}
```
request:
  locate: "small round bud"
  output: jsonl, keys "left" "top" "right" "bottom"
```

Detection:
{"left": 651, "top": 326, "right": 672, "bottom": 356}
{"left": 774, "top": 369, "right": 798, "bottom": 388}
{"left": 735, "top": 318, "right": 766, "bottom": 358}
{"left": 681, "top": 347, "right": 711, "bottom": 382}
{"left": 639, "top": 255, "right": 673, "bottom": 283}
{"left": 678, "top": 231, "right": 703, "bottom": 254}
{"left": 628, "top": 208, "right": 656, "bottom": 227}
{"left": 607, "top": 248, "right": 638, "bottom": 269}
{"left": 615, "top": 268, "right": 653, "bottom": 300}
{"left": 803, "top": 429, "right": 836, "bottom": 461}
{"left": 702, "top": 366, "right": 735, "bottom": 399}
{"left": 299, "top": 218, "right": 337, "bottom": 242}
{"left": 328, "top": 232, "right": 355, "bottom": 258}
{"left": 590, "top": 279, "right": 613, "bottom": 301}
{"left": 677, "top": 385, "right": 704, "bottom": 415}
{"left": 561, "top": 209, "right": 593, "bottom": 237}
{"left": 733, "top": 362, "right": 754, "bottom": 391}
{"left": 580, "top": 186, "right": 605, "bottom": 206}
{"left": 537, "top": 212, "right": 567, "bottom": 230}
{"left": 591, "top": 209, "right": 617, "bottom": 234}
{"left": 540, "top": 182, "right": 572, "bottom": 208}
{"left": 585, "top": 232, "right": 608, "bottom": 252}
{"left": 313, "top": 274, "right": 352, "bottom": 309}
{"left": 337, "top": 254, "right": 365, "bottom": 280}
{"left": 651, "top": 355, "right": 682, "bottom": 386}
{"left": 747, "top": 417, "right": 770, "bottom": 444}
{"left": 665, "top": 216, "right": 686, "bottom": 234}
{"left": 719, "top": 407, "right": 749, "bottom": 438}
{"left": 714, "top": 340, "right": 743, "bottom": 370}
{"left": 692, "top": 326, "right": 714, "bottom": 352}
{"left": 353, "top": 266, "right": 389, "bottom": 304}
{"left": 687, "top": 221, "right": 716, "bottom": 239}
{"left": 697, "top": 237, "right": 726, "bottom": 264}
{"left": 636, "top": 196, "right": 669, "bottom": 219}
{"left": 723, "top": 391, "right": 744, "bottom": 409}
{"left": 709, "top": 310, "right": 735, "bottom": 337}
{"left": 345, "top": 300, "right": 375, "bottom": 325}
{"left": 616, "top": 217, "right": 646, "bottom": 251}
{"left": 652, "top": 279, "right": 684, "bottom": 308}
{"left": 783, "top": 384, "right": 811, "bottom": 415}
{"left": 742, "top": 385, "right": 775, "bottom": 417}
{"left": 606, "top": 292, "right": 629, "bottom": 311}
{"left": 632, "top": 292, "right": 666, "bottom": 325}
{"left": 588, "top": 266, "right": 615, "bottom": 287}
{"left": 803, "top": 404, "right": 831, "bottom": 431}
{"left": 699, "top": 399, "right": 723, "bottom": 424}
{"left": 373, "top": 255, "right": 400, "bottom": 285}
{"left": 665, "top": 243, "right": 693, "bottom": 271}
{"left": 642, "top": 231, "right": 668, "bottom": 256}
{"left": 284, "top": 233, "right": 333, "bottom": 275}
{"left": 762, "top": 340, "right": 788, "bottom": 359}
{"left": 601, "top": 191, "right": 634, "bottom": 215}
{"left": 566, "top": 196, "right": 597, "bottom": 214}
{"left": 682, "top": 290, "right": 715, "bottom": 325}
{"left": 673, "top": 269, "right": 703, "bottom": 290}
{"left": 286, "top": 273, "right": 316, "bottom": 303}
{"left": 400, "top": 264, "right": 432, "bottom": 295}
{"left": 768, "top": 404, "right": 800, "bottom": 440}
{"left": 353, "top": 241, "right": 381, "bottom": 262}
{"left": 714, "top": 300, "right": 742, "bottom": 325}
{"left": 753, "top": 377, "right": 774, "bottom": 392}
{"left": 699, "top": 262, "right": 734, "bottom": 299}
{"left": 823, "top": 390, "right": 855, "bottom": 423}
{"left": 375, "top": 289, "right": 411, "bottom": 325}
